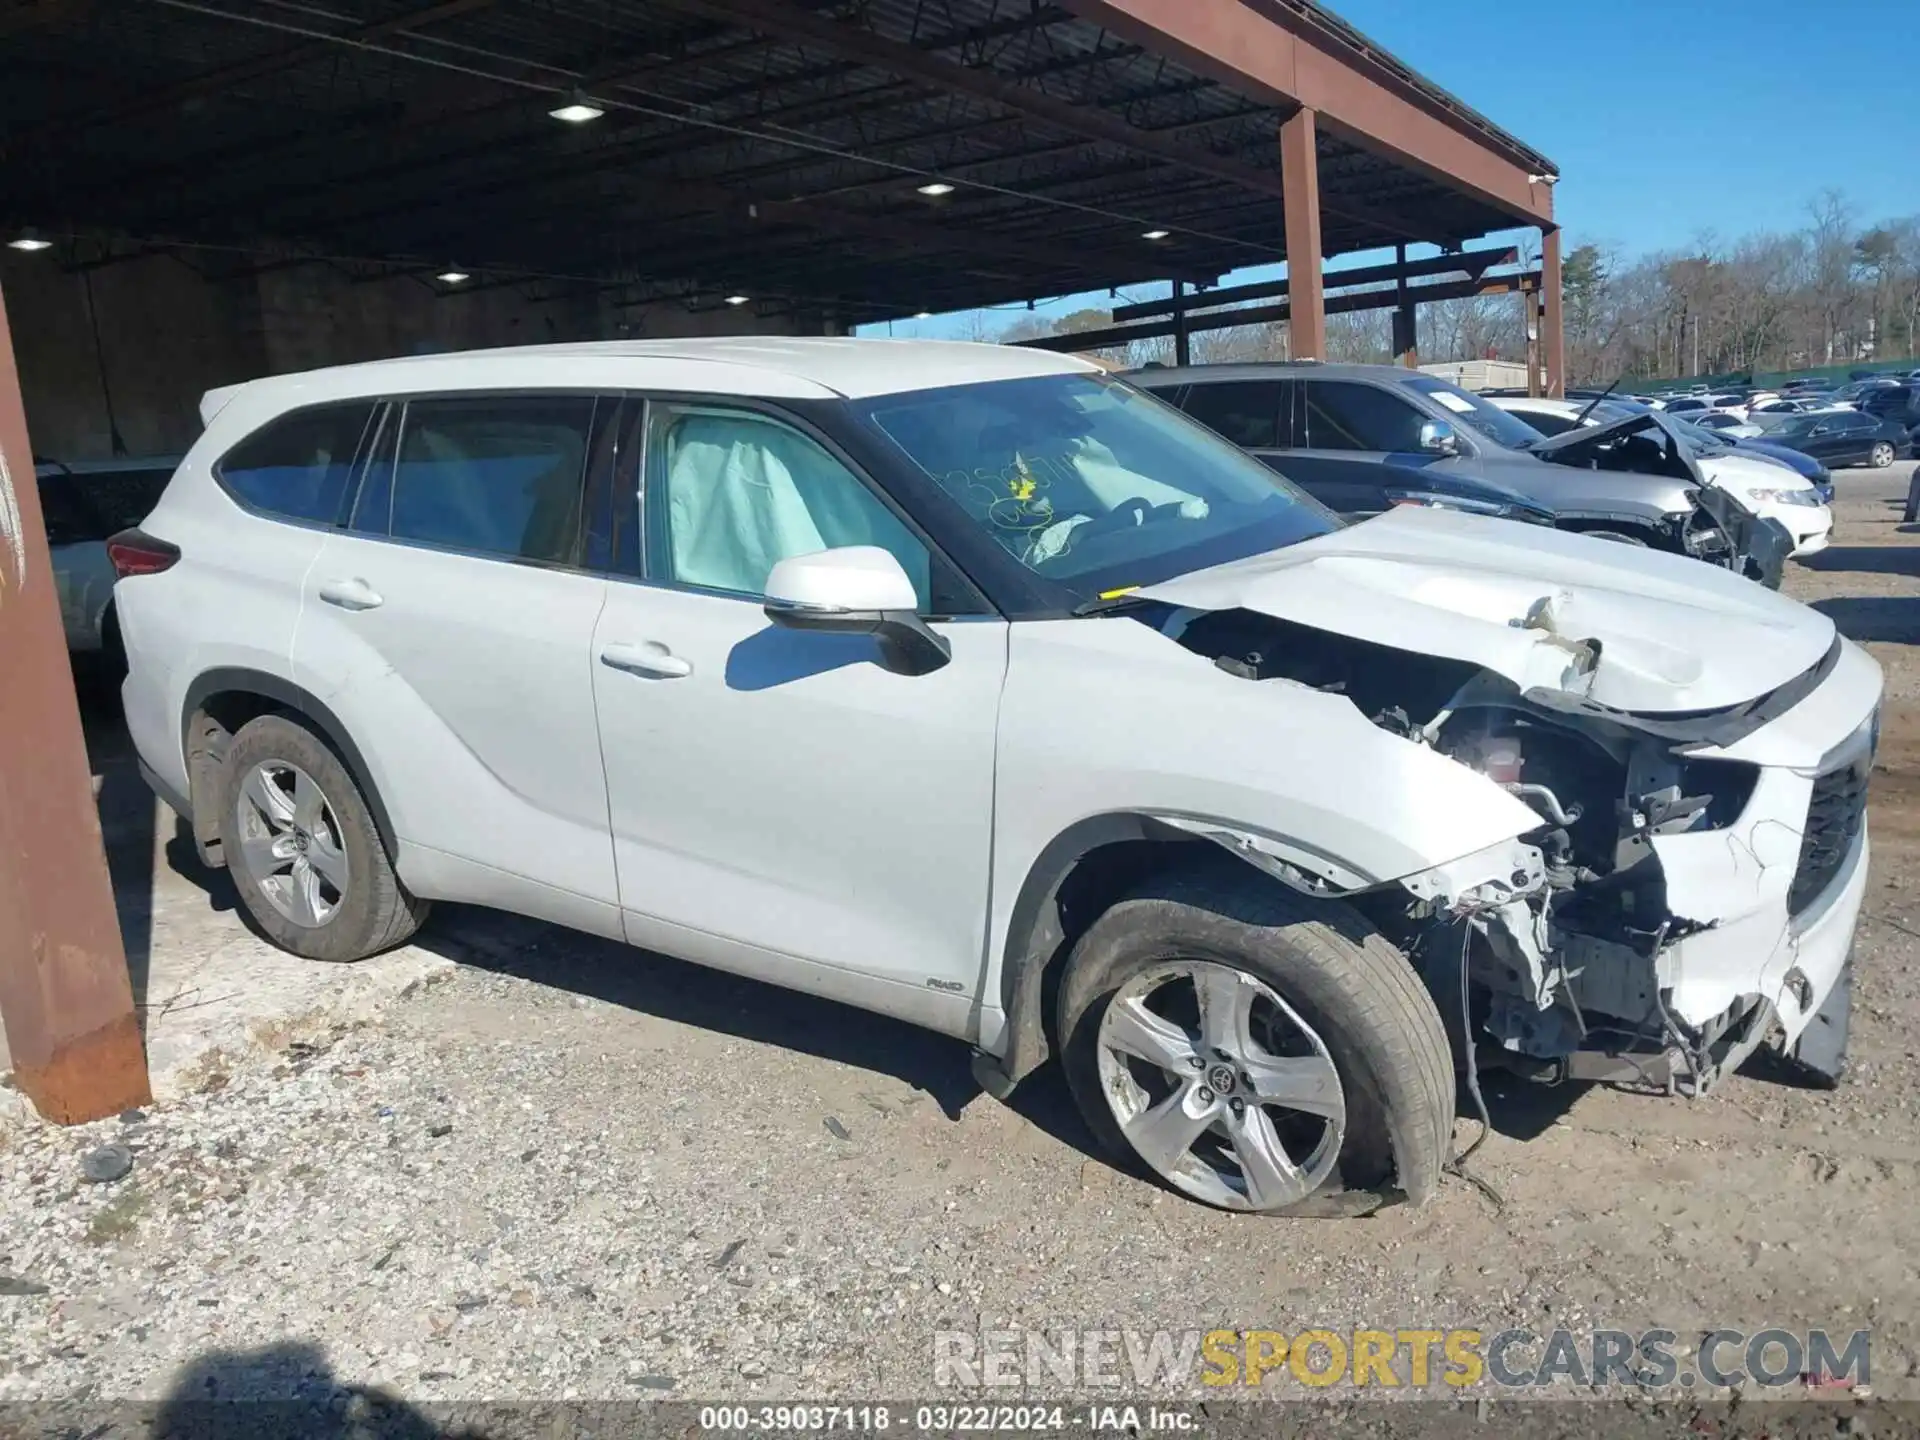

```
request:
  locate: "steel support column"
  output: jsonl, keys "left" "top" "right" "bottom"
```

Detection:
{"left": 1171, "top": 280, "right": 1190, "bottom": 366}
{"left": 1280, "top": 107, "right": 1325, "bottom": 361}
{"left": 1391, "top": 242, "right": 1417, "bottom": 368}
{"left": 0, "top": 284, "right": 151, "bottom": 1124}
{"left": 1541, "top": 225, "right": 1565, "bottom": 398}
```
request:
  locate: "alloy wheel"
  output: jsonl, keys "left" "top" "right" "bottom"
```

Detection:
{"left": 1871, "top": 442, "right": 1895, "bottom": 468}
{"left": 1095, "top": 960, "right": 1345, "bottom": 1210}
{"left": 233, "top": 760, "right": 350, "bottom": 928}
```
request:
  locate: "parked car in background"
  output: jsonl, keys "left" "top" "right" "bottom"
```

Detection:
{"left": 110, "top": 337, "right": 1879, "bottom": 1213}
{"left": 1762, "top": 410, "right": 1906, "bottom": 468}
{"left": 34, "top": 456, "right": 180, "bottom": 659}
{"left": 1661, "top": 396, "right": 1713, "bottom": 415}
{"left": 1486, "top": 397, "right": 1831, "bottom": 558}
{"left": 1691, "top": 412, "right": 1764, "bottom": 436}
{"left": 1124, "top": 363, "right": 1750, "bottom": 569}
{"left": 1660, "top": 415, "right": 1835, "bottom": 504}
{"left": 1856, "top": 382, "right": 1920, "bottom": 445}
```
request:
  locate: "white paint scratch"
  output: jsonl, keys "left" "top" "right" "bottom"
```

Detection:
{"left": 0, "top": 446, "right": 23, "bottom": 596}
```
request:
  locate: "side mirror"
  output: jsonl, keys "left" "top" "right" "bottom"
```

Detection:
{"left": 763, "top": 546, "right": 951, "bottom": 677}
{"left": 1418, "top": 419, "right": 1460, "bottom": 455}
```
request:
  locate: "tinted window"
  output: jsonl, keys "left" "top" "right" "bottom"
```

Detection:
{"left": 389, "top": 396, "right": 595, "bottom": 564}
{"left": 646, "top": 403, "right": 937, "bottom": 609}
{"left": 1179, "top": 381, "right": 1282, "bottom": 448}
{"left": 218, "top": 404, "right": 375, "bottom": 523}
{"left": 1402, "top": 376, "right": 1545, "bottom": 448}
{"left": 1300, "top": 381, "right": 1425, "bottom": 451}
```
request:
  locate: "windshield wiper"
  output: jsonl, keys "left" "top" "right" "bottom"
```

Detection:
{"left": 1071, "top": 592, "right": 1156, "bottom": 617}
{"left": 1574, "top": 374, "right": 1623, "bottom": 425}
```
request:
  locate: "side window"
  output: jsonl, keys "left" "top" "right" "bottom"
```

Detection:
{"left": 1178, "top": 381, "right": 1282, "bottom": 449}
{"left": 388, "top": 395, "right": 596, "bottom": 565}
{"left": 217, "top": 403, "right": 375, "bottom": 523}
{"left": 1300, "top": 381, "right": 1427, "bottom": 452}
{"left": 644, "top": 403, "right": 936, "bottom": 610}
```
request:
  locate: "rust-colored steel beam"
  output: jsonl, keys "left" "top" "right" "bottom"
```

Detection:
{"left": 1279, "top": 107, "right": 1324, "bottom": 361}
{"left": 1060, "top": 0, "right": 1555, "bottom": 227}
{"left": 650, "top": 0, "right": 1433, "bottom": 242}
{"left": 1109, "top": 243, "right": 1516, "bottom": 321}
{"left": 1541, "top": 225, "right": 1566, "bottom": 397}
{"left": 1393, "top": 242, "right": 1417, "bottom": 367}
{"left": 1014, "top": 268, "right": 1539, "bottom": 352}
{"left": 0, "top": 286, "right": 151, "bottom": 1125}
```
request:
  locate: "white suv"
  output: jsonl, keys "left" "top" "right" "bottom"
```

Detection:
{"left": 115, "top": 339, "right": 1878, "bottom": 1215}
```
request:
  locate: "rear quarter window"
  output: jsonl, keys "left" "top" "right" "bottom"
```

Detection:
{"left": 215, "top": 403, "right": 377, "bottom": 524}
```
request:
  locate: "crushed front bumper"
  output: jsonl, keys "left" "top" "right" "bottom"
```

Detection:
{"left": 1650, "top": 640, "right": 1879, "bottom": 1051}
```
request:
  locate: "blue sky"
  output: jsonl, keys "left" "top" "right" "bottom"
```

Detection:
{"left": 867, "top": 0, "right": 1918, "bottom": 340}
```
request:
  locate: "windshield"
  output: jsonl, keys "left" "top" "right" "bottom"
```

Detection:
{"left": 858, "top": 373, "right": 1340, "bottom": 598}
{"left": 1400, "top": 376, "right": 1545, "bottom": 450}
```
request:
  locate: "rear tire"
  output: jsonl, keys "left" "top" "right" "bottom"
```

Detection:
{"left": 218, "top": 714, "right": 427, "bottom": 962}
{"left": 1058, "top": 868, "right": 1453, "bottom": 1215}
{"left": 1871, "top": 442, "right": 1895, "bottom": 469}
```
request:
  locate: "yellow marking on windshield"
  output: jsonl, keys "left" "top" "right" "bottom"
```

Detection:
{"left": 1098, "top": 585, "right": 1141, "bottom": 600}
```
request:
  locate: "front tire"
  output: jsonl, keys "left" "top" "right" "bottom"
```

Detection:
{"left": 218, "top": 714, "right": 427, "bottom": 962}
{"left": 1871, "top": 442, "right": 1895, "bottom": 469}
{"left": 1058, "top": 870, "right": 1453, "bottom": 1215}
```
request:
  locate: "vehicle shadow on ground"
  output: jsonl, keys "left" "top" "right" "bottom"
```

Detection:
{"left": 1799, "top": 546, "right": 1920, "bottom": 577}
{"left": 1810, "top": 596, "right": 1920, "bottom": 644}
{"left": 413, "top": 902, "right": 1093, "bottom": 1148}
{"left": 146, "top": 1340, "right": 479, "bottom": 1439}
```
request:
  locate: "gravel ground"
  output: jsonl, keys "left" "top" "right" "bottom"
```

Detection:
{"left": 4, "top": 465, "right": 1920, "bottom": 1426}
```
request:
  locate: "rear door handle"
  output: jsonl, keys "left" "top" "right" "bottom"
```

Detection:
{"left": 317, "top": 577, "right": 383, "bottom": 611}
{"left": 599, "top": 641, "right": 693, "bottom": 679}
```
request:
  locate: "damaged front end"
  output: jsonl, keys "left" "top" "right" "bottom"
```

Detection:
{"left": 1168, "top": 601, "right": 1877, "bottom": 1098}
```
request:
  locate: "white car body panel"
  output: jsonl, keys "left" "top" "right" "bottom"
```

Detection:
{"left": 291, "top": 531, "right": 624, "bottom": 939}
{"left": 1140, "top": 507, "right": 1832, "bottom": 713}
{"left": 590, "top": 582, "right": 1006, "bottom": 1039}
{"left": 1695, "top": 450, "right": 1833, "bottom": 557}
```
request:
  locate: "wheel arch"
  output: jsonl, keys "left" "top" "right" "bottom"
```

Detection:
{"left": 978, "top": 811, "right": 1377, "bottom": 1098}
{"left": 180, "top": 667, "right": 396, "bottom": 866}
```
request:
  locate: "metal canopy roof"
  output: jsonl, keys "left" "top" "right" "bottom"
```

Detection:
{"left": 0, "top": 0, "right": 1557, "bottom": 326}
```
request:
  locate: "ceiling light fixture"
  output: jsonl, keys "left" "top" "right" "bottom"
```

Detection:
{"left": 8, "top": 231, "right": 52, "bottom": 252}
{"left": 916, "top": 182, "right": 955, "bottom": 197}
{"left": 914, "top": 311, "right": 933, "bottom": 319}
{"left": 725, "top": 294, "right": 751, "bottom": 306}
{"left": 436, "top": 270, "right": 471, "bottom": 284}
{"left": 550, "top": 95, "right": 606, "bottom": 124}
{"left": 1141, "top": 228, "right": 1171, "bottom": 241}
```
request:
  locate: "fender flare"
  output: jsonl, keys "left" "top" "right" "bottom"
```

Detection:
{"left": 180, "top": 666, "right": 397, "bottom": 855}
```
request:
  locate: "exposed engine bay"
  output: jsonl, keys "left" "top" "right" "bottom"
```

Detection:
{"left": 1164, "top": 603, "right": 1871, "bottom": 1097}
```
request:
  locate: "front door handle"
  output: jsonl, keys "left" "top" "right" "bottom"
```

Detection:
{"left": 599, "top": 640, "right": 693, "bottom": 679}
{"left": 317, "top": 576, "right": 383, "bottom": 611}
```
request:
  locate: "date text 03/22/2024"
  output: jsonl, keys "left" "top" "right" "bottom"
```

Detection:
{"left": 698, "top": 1405, "right": 1194, "bottom": 1432}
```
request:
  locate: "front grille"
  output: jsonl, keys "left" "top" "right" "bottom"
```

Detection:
{"left": 1790, "top": 763, "right": 1869, "bottom": 914}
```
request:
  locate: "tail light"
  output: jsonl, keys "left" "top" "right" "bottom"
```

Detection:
{"left": 105, "top": 528, "right": 180, "bottom": 579}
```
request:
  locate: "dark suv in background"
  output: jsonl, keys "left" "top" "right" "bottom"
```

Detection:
{"left": 1857, "top": 383, "right": 1920, "bottom": 455}
{"left": 1126, "top": 362, "right": 1713, "bottom": 550}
